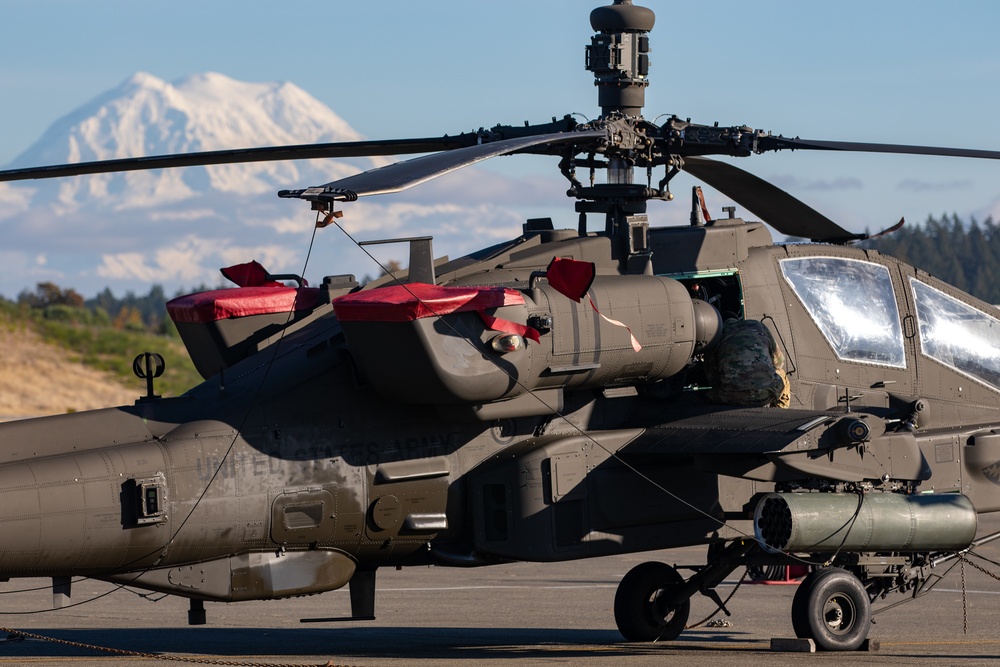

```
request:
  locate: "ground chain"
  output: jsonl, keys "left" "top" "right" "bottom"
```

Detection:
{"left": 0, "top": 626, "right": 361, "bottom": 667}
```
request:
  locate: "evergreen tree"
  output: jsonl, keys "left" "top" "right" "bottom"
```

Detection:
{"left": 862, "top": 214, "right": 1000, "bottom": 304}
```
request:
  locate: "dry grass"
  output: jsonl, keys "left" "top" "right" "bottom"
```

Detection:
{"left": 0, "top": 323, "right": 137, "bottom": 421}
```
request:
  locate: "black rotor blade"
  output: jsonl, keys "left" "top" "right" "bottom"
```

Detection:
{"left": 682, "top": 156, "right": 864, "bottom": 243}
{"left": 280, "top": 130, "right": 606, "bottom": 202}
{"left": 0, "top": 136, "right": 479, "bottom": 183}
{"left": 757, "top": 136, "right": 1000, "bottom": 161}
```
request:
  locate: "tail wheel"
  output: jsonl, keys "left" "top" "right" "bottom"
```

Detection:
{"left": 614, "top": 561, "right": 691, "bottom": 642}
{"left": 791, "top": 567, "right": 871, "bottom": 651}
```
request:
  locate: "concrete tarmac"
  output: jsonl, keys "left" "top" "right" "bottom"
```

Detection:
{"left": 1, "top": 515, "right": 999, "bottom": 667}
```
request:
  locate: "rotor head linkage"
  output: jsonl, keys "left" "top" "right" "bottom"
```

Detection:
{"left": 586, "top": 0, "right": 655, "bottom": 118}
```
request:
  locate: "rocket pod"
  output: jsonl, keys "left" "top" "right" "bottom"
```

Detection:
{"left": 753, "top": 492, "right": 977, "bottom": 554}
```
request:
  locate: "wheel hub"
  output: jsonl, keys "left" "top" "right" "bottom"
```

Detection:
{"left": 651, "top": 590, "right": 679, "bottom": 625}
{"left": 823, "top": 594, "right": 856, "bottom": 634}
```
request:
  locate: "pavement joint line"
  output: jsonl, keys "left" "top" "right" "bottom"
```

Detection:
{"left": 376, "top": 584, "right": 618, "bottom": 592}
{"left": 879, "top": 639, "right": 1000, "bottom": 646}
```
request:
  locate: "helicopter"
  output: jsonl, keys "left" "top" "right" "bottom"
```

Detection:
{"left": 3, "top": 0, "right": 1000, "bottom": 654}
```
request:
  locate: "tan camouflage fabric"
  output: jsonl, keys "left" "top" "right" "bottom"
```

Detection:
{"left": 704, "top": 319, "right": 790, "bottom": 408}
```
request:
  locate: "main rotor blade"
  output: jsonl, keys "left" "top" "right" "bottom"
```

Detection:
{"left": 0, "top": 137, "right": 479, "bottom": 183}
{"left": 682, "top": 156, "right": 864, "bottom": 243}
{"left": 279, "top": 130, "right": 606, "bottom": 202}
{"left": 757, "top": 136, "right": 1000, "bottom": 161}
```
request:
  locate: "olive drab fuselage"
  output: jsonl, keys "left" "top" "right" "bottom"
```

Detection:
{"left": 3, "top": 0, "right": 1000, "bottom": 650}
{"left": 1, "top": 219, "right": 998, "bottom": 607}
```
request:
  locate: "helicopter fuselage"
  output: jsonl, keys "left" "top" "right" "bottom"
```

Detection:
{"left": 2, "top": 219, "right": 999, "bottom": 611}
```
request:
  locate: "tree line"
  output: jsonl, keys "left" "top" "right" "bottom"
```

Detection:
{"left": 6, "top": 214, "right": 1000, "bottom": 332}
{"left": 860, "top": 214, "right": 1000, "bottom": 303}
{"left": 8, "top": 283, "right": 213, "bottom": 335}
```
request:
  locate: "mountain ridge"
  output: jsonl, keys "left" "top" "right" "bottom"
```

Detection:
{"left": 0, "top": 71, "right": 385, "bottom": 297}
{"left": 0, "top": 70, "right": 545, "bottom": 299}
{"left": 6, "top": 71, "right": 366, "bottom": 206}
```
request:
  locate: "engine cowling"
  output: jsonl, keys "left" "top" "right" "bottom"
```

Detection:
{"left": 334, "top": 276, "right": 720, "bottom": 405}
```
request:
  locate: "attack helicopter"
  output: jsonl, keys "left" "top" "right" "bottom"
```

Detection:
{"left": 4, "top": 0, "right": 1000, "bottom": 653}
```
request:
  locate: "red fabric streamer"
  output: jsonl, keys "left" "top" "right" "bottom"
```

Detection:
{"left": 545, "top": 257, "right": 596, "bottom": 302}
{"left": 478, "top": 311, "right": 541, "bottom": 344}
{"left": 589, "top": 299, "right": 642, "bottom": 352}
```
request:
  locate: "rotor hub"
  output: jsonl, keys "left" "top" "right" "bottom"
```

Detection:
{"left": 590, "top": 0, "right": 655, "bottom": 32}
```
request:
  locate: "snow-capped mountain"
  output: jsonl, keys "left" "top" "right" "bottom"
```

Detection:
{"left": 6, "top": 72, "right": 366, "bottom": 211}
{"left": 0, "top": 72, "right": 562, "bottom": 298}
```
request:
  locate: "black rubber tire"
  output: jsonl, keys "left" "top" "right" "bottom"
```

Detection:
{"left": 790, "top": 568, "right": 824, "bottom": 639}
{"left": 791, "top": 568, "right": 871, "bottom": 651}
{"left": 613, "top": 562, "right": 691, "bottom": 642}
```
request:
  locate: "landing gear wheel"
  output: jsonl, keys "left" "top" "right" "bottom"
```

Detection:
{"left": 791, "top": 568, "right": 871, "bottom": 651}
{"left": 614, "top": 562, "right": 691, "bottom": 642}
{"left": 790, "top": 568, "right": 823, "bottom": 639}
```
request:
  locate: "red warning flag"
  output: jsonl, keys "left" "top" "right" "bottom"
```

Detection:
{"left": 545, "top": 257, "right": 641, "bottom": 352}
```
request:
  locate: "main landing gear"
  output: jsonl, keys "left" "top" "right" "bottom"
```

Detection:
{"left": 613, "top": 541, "right": 751, "bottom": 643}
{"left": 613, "top": 562, "right": 690, "bottom": 641}
{"left": 791, "top": 568, "right": 871, "bottom": 651}
{"left": 612, "top": 548, "right": 874, "bottom": 651}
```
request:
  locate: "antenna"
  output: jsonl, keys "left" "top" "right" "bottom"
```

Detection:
{"left": 133, "top": 352, "right": 165, "bottom": 402}
{"left": 585, "top": 0, "right": 655, "bottom": 118}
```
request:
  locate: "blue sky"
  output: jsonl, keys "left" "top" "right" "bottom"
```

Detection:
{"left": 2, "top": 0, "right": 1000, "bottom": 294}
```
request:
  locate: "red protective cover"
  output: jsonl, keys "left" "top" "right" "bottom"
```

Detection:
{"left": 332, "top": 283, "right": 525, "bottom": 322}
{"left": 167, "top": 286, "right": 321, "bottom": 323}
{"left": 219, "top": 260, "right": 281, "bottom": 288}
{"left": 546, "top": 257, "right": 595, "bottom": 302}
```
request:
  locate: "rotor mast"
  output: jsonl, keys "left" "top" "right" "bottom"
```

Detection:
{"left": 581, "top": 0, "right": 657, "bottom": 271}
{"left": 586, "top": 0, "right": 654, "bottom": 118}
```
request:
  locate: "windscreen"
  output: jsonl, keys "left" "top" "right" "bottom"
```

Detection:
{"left": 911, "top": 279, "right": 1000, "bottom": 391}
{"left": 780, "top": 257, "right": 906, "bottom": 368}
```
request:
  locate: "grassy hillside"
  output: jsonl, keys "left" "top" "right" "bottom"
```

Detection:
{"left": 0, "top": 299, "right": 202, "bottom": 399}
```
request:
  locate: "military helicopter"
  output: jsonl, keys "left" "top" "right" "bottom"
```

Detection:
{"left": 4, "top": 0, "right": 1000, "bottom": 654}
